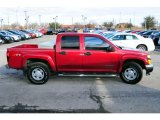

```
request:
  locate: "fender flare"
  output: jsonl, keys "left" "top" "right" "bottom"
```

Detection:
{"left": 118, "top": 55, "right": 146, "bottom": 73}
{"left": 22, "top": 54, "right": 56, "bottom": 71}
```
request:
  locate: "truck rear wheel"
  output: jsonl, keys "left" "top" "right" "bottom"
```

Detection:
{"left": 120, "top": 62, "right": 143, "bottom": 84}
{"left": 27, "top": 62, "right": 50, "bottom": 84}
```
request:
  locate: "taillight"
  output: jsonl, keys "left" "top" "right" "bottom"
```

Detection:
{"left": 7, "top": 51, "right": 9, "bottom": 57}
{"left": 7, "top": 51, "right": 10, "bottom": 62}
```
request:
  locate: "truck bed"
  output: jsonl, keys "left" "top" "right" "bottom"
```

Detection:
{"left": 7, "top": 44, "right": 55, "bottom": 69}
{"left": 10, "top": 44, "right": 39, "bottom": 48}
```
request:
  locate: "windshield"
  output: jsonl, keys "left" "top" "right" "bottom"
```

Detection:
{"left": 154, "top": 32, "right": 160, "bottom": 36}
{"left": 103, "top": 33, "right": 116, "bottom": 39}
{"left": 6, "top": 31, "right": 14, "bottom": 35}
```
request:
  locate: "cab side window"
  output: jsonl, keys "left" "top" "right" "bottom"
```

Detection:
{"left": 85, "top": 36, "right": 109, "bottom": 50}
{"left": 61, "top": 36, "right": 80, "bottom": 49}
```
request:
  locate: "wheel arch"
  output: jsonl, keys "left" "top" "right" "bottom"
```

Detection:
{"left": 136, "top": 44, "right": 148, "bottom": 51}
{"left": 23, "top": 57, "right": 56, "bottom": 72}
{"left": 119, "top": 59, "right": 145, "bottom": 72}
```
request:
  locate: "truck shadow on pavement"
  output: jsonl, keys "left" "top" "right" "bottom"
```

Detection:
{"left": 0, "top": 65, "right": 26, "bottom": 84}
{"left": 0, "top": 65, "right": 160, "bottom": 113}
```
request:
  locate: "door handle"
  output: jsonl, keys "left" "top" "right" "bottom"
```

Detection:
{"left": 84, "top": 52, "right": 92, "bottom": 56}
{"left": 59, "top": 51, "right": 66, "bottom": 55}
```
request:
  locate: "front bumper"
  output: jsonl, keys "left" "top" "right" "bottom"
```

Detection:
{"left": 146, "top": 64, "right": 154, "bottom": 75}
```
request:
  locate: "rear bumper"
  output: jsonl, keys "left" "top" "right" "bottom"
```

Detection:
{"left": 146, "top": 64, "right": 153, "bottom": 75}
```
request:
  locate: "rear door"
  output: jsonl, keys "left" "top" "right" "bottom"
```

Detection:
{"left": 120, "top": 35, "right": 139, "bottom": 49}
{"left": 56, "top": 35, "right": 83, "bottom": 71}
{"left": 110, "top": 35, "right": 125, "bottom": 47}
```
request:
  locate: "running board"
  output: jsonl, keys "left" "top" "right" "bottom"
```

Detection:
{"left": 58, "top": 73, "right": 118, "bottom": 77}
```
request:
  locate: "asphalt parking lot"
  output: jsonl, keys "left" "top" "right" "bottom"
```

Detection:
{"left": 0, "top": 35, "right": 160, "bottom": 113}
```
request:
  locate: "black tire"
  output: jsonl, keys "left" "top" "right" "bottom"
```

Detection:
{"left": 120, "top": 62, "right": 143, "bottom": 84}
{"left": 137, "top": 45, "right": 147, "bottom": 51}
{"left": 153, "top": 38, "right": 158, "bottom": 46}
{"left": 27, "top": 62, "right": 50, "bottom": 84}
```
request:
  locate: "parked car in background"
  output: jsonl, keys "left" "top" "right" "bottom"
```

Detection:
{"left": 92, "top": 30, "right": 104, "bottom": 35}
{"left": 15, "top": 30, "right": 32, "bottom": 39}
{"left": 0, "top": 31, "right": 21, "bottom": 42}
{"left": 131, "top": 30, "right": 142, "bottom": 34}
{"left": 28, "top": 30, "right": 43, "bottom": 38}
{"left": 7, "top": 30, "right": 26, "bottom": 40}
{"left": 141, "top": 30, "right": 159, "bottom": 38}
{"left": 47, "top": 29, "right": 53, "bottom": 35}
{"left": 123, "top": 30, "right": 133, "bottom": 33}
{"left": 0, "top": 32, "right": 14, "bottom": 43}
{"left": 57, "top": 29, "right": 66, "bottom": 34}
{"left": 158, "top": 38, "right": 160, "bottom": 45}
{"left": 103, "top": 32, "right": 117, "bottom": 39}
{"left": 0, "top": 38, "right": 3, "bottom": 44}
{"left": 105, "top": 33, "right": 155, "bottom": 51}
{"left": 136, "top": 31, "right": 146, "bottom": 35}
{"left": 149, "top": 32, "right": 160, "bottom": 45}
{"left": 39, "top": 28, "right": 47, "bottom": 35}
{"left": 21, "top": 30, "right": 36, "bottom": 39}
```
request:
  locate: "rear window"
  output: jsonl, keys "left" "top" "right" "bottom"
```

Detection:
{"left": 125, "top": 35, "right": 138, "bottom": 40}
{"left": 61, "top": 36, "right": 80, "bottom": 49}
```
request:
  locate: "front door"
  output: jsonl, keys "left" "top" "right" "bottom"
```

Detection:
{"left": 82, "top": 36, "right": 119, "bottom": 72}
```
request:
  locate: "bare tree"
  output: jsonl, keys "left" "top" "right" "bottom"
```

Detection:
{"left": 142, "top": 16, "right": 156, "bottom": 30}
{"left": 28, "top": 23, "right": 39, "bottom": 29}
{"left": 10, "top": 23, "right": 23, "bottom": 30}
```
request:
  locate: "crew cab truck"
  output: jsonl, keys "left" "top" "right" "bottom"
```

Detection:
{"left": 6, "top": 33, "right": 153, "bottom": 84}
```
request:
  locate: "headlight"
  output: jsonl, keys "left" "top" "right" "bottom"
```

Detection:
{"left": 5, "top": 37, "right": 10, "bottom": 40}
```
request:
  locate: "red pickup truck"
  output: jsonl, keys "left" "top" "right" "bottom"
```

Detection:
{"left": 7, "top": 33, "right": 153, "bottom": 84}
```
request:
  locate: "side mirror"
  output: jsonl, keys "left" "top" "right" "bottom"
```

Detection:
{"left": 106, "top": 46, "right": 114, "bottom": 52}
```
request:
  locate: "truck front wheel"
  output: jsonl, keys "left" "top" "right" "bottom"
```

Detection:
{"left": 120, "top": 62, "right": 143, "bottom": 84}
{"left": 27, "top": 62, "right": 50, "bottom": 84}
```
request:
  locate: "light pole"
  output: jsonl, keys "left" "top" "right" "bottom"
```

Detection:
{"left": 0, "top": 19, "right": 3, "bottom": 30}
{"left": 130, "top": 18, "right": 132, "bottom": 30}
{"left": 39, "top": 15, "right": 41, "bottom": 27}
{"left": 81, "top": 15, "right": 87, "bottom": 29}
{"left": 16, "top": 9, "right": 18, "bottom": 24}
{"left": 53, "top": 16, "right": 58, "bottom": 31}
{"left": 8, "top": 16, "right": 10, "bottom": 29}
{"left": 24, "top": 11, "right": 29, "bottom": 29}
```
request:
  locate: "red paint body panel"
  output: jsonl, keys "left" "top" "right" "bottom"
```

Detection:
{"left": 7, "top": 33, "right": 149, "bottom": 74}
{"left": 82, "top": 50, "right": 120, "bottom": 72}
{"left": 56, "top": 50, "right": 83, "bottom": 71}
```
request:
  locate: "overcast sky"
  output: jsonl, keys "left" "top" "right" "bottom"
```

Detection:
{"left": 0, "top": 0, "right": 160, "bottom": 26}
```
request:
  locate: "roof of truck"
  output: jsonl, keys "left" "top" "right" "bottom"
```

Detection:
{"left": 57, "top": 32, "right": 102, "bottom": 36}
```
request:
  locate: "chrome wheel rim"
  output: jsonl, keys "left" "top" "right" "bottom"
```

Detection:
{"left": 124, "top": 68, "right": 138, "bottom": 81}
{"left": 32, "top": 68, "right": 44, "bottom": 81}
{"left": 138, "top": 46, "right": 146, "bottom": 51}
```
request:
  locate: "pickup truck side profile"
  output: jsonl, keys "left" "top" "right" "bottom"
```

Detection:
{"left": 7, "top": 33, "right": 153, "bottom": 84}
